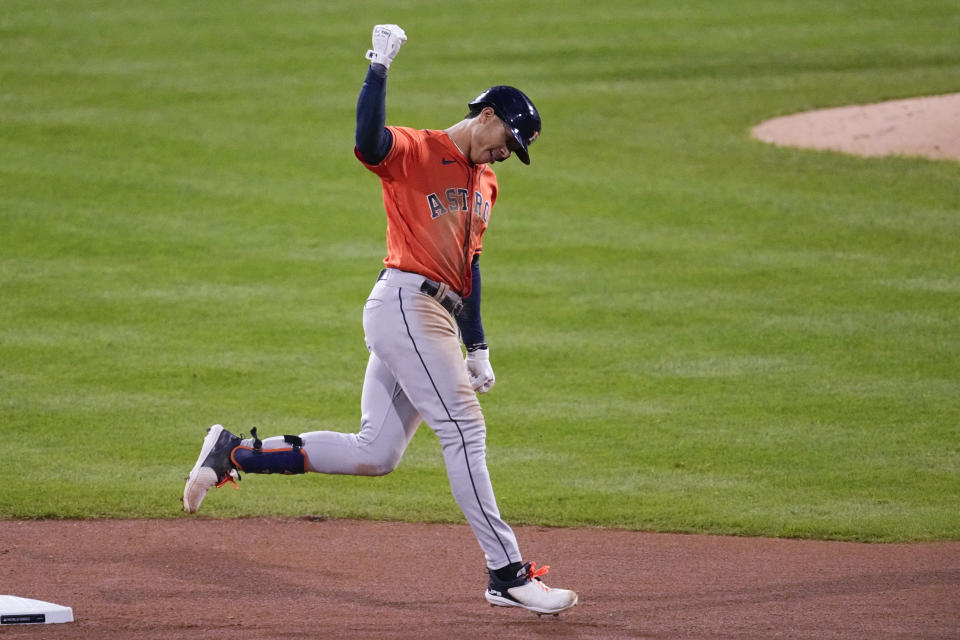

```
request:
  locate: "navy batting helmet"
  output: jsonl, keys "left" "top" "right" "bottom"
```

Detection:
{"left": 468, "top": 86, "right": 541, "bottom": 165}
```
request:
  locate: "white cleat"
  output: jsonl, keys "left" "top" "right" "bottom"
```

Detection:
{"left": 484, "top": 562, "right": 578, "bottom": 615}
{"left": 183, "top": 425, "right": 241, "bottom": 513}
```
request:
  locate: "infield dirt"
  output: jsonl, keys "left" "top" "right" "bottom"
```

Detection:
{"left": 1, "top": 518, "right": 957, "bottom": 639}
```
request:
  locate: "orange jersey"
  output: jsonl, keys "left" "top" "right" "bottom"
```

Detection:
{"left": 356, "top": 126, "right": 497, "bottom": 296}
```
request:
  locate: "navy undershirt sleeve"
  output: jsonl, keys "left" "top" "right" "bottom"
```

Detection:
{"left": 355, "top": 64, "right": 393, "bottom": 165}
{"left": 457, "top": 254, "right": 486, "bottom": 349}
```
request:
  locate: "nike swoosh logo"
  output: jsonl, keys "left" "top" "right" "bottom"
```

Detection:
{"left": 441, "top": 158, "right": 456, "bottom": 165}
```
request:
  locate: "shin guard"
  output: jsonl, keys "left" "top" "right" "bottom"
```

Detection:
{"left": 231, "top": 434, "right": 307, "bottom": 475}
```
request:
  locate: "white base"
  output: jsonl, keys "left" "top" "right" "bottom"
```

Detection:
{"left": 0, "top": 595, "right": 74, "bottom": 624}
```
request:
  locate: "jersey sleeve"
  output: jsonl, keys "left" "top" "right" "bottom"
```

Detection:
{"left": 354, "top": 126, "right": 422, "bottom": 180}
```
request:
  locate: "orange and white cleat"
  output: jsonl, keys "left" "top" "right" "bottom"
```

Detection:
{"left": 484, "top": 561, "right": 578, "bottom": 616}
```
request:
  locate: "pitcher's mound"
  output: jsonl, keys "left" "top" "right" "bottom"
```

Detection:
{"left": 752, "top": 93, "right": 960, "bottom": 162}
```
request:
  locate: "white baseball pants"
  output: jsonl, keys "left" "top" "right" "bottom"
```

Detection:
{"left": 257, "top": 269, "right": 521, "bottom": 569}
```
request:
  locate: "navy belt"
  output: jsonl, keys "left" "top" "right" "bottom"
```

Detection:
{"left": 377, "top": 269, "right": 463, "bottom": 316}
{"left": 419, "top": 279, "right": 463, "bottom": 315}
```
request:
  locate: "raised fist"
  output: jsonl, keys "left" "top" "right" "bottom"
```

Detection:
{"left": 365, "top": 24, "right": 407, "bottom": 69}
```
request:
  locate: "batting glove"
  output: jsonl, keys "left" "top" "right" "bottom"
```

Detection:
{"left": 465, "top": 347, "right": 495, "bottom": 394}
{"left": 365, "top": 24, "right": 407, "bottom": 69}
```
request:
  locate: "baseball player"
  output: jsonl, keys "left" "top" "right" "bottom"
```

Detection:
{"left": 183, "top": 24, "right": 577, "bottom": 616}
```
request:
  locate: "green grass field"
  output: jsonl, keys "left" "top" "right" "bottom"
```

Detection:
{"left": 2, "top": 0, "right": 958, "bottom": 541}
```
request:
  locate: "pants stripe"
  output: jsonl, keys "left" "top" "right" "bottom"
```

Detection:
{"left": 397, "top": 288, "right": 511, "bottom": 562}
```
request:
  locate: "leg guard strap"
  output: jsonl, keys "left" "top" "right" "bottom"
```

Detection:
{"left": 231, "top": 444, "right": 307, "bottom": 475}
